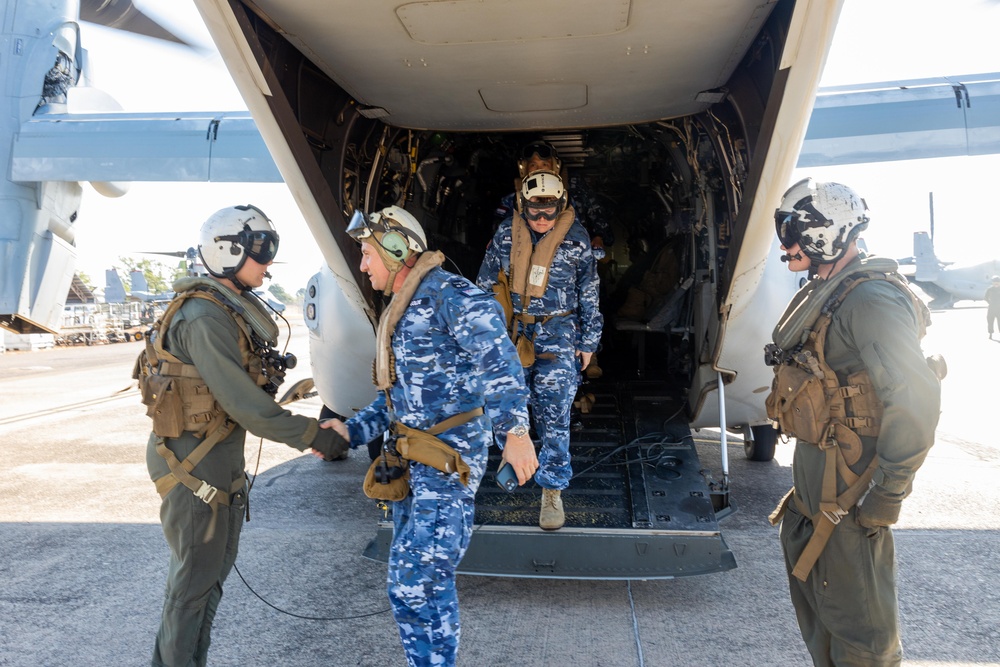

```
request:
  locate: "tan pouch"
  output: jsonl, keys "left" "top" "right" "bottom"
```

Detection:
{"left": 363, "top": 454, "right": 410, "bottom": 501}
{"left": 831, "top": 422, "right": 863, "bottom": 467}
{"left": 766, "top": 365, "right": 829, "bottom": 443}
{"left": 395, "top": 434, "right": 471, "bottom": 486}
{"left": 844, "top": 370, "right": 883, "bottom": 437}
{"left": 140, "top": 374, "right": 185, "bottom": 439}
{"left": 492, "top": 270, "right": 515, "bottom": 331}
{"left": 514, "top": 332, "right": 536, "bottom": 367}
{"left": 181, "top": 383, "right": 220, "bottom": 432}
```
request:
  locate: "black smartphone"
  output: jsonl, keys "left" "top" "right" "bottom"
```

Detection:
{"left": 495, "top": 462, "right": 518, "bottom": 493}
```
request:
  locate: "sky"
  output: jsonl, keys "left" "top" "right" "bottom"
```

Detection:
{"left": 71, "top": 0, "right": 1000, "bottom": 292}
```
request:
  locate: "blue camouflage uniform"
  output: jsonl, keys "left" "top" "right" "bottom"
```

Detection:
{"left": 497, "top": 175, "right": 614, "bottom": 248}
{"left": 476, "top": 215, "right": 603, "bottom": 490}
{"left": 345, "top": 266, "right": 529, "bottom": 667}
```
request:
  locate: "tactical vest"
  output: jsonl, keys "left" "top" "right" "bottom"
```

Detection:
{"left": 766, "top": 270, "right": 931, "bottom": 581}
{"left": 133, "top": 284, "right": 278, "bottom": 538}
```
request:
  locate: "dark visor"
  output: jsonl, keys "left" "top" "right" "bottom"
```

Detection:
{"left": 216, "top": 229, "right": 279, "bottom": 264}
{"left": 774, "top": 212, "right": 801, "bottom": 247}
{"left": 520, "top": 142, "right": 555, "bottom": 160}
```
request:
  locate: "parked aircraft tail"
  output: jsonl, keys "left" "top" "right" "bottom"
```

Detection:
{"left": 914, "top": 231, "right": 942, "bottom": 281}
{"left": 104, "top": 270, "right": 127, "bottom": 304}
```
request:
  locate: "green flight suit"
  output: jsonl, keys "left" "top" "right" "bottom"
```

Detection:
{"left": 779, "top": 256, "right": 941, "bottom": 667}
{"left": 145, "top": 285, "right": 337, "bottom": 667}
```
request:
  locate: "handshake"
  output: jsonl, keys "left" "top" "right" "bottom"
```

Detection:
{"left": 311, "top": 419, "right": 351, "bottom": 461}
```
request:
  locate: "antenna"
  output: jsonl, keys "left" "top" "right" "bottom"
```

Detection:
{"left": 928, "top": 191, "right": 935, "bottom": 243}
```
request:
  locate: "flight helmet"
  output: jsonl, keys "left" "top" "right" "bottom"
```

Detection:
{"left": 198, "top": 204, "right": 279, "bottom": 286}
{"left": 774, "top": 178, "right": 869, "bottom": 265}
{"left": 518, "top": 170, "right": 568, "bottom": 223}
{"left": 517, "top": 140, "right": 562, "bottom": 177}
{"left": 346, "top": 205, "right": 427, "bottom": 296}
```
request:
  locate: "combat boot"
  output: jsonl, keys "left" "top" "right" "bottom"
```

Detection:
{"left": 539, "top": 488, "right": 565, "bottom": 531}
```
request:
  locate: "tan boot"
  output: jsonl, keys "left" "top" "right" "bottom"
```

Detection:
{"left": 539, "top": 488, "right": 565, "bottom": 531}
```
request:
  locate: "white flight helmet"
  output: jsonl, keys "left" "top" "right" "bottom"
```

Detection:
{"left": 198, "top": 204, "right": 279, "bottom": 284}
{"left": 346, "top": 205, "right": 427, "bottom": 296}
{"left": 774, "top": 178, "right": 869, "bottom": 265}
{"left": 519, "top": 170, "right": 568, "bottom": 223}
{"left": 347, "top": 205, "right": 427, "bottom": 262}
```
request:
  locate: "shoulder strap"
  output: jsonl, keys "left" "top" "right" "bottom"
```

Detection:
{"left": 509, "top": 206, "right": 576, "bottom": 301}
{"left": 150, "top": 288, "right": 257, "bottom": 374}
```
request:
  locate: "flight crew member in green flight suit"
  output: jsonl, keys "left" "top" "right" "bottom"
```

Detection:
{"left": 766, "top": 179, "right": 941, "bottom": 666}
{"left": 140, "top": 205, "right": 348, "bottom": 667}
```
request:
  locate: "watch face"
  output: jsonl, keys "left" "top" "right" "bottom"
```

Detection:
{"left": 511, "top": 425, "right": 528, "bottom": 437}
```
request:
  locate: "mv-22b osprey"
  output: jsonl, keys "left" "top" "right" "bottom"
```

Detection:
{"left": 3, "top": 0, "right": 999, "bottom": 579}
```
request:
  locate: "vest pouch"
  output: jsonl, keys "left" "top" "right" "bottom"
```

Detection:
{"left": 141, "top": 374, "right": 185, "bottom": 439}
{"left": 181, "top": 382, "right": 223, "bottom": 433}
{"left": 766, "top": 364, "right": 829, "bottom": 443}
{"left": 831, "top": 422, "right": 863, "bottom": 467}
{"left": 844, "top": 370, "right": 883, "bottom": 437}
{"left": 514, "top": 332, "right": 536, "bottom": 367}
{"left": 363, "top": 454, "right": 410, "bottom": 501}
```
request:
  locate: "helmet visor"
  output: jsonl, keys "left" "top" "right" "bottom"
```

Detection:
{"left": 520, "top": 142, "right": 555, "bottom": 160}
{"left": 774, "top": 212, "right": 801, "bottom": 248}
{"left": 244, "top": 230, "right": 279, "bottom": 264}
{"left": 215, "top": 229, "right": 280, "bottom": 264}
{"left": 346, "top": 209, "right": 374, "bottom": 242}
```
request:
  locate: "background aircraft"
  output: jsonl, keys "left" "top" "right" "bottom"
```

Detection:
{"left": 102, "top": 268, "right": 171, "bottom": 304}
{"left": 3, "top": 0, "right": 998, "bottom": 578}
{"left": 902, "top": 231, "right": 1000, "bottom": 307}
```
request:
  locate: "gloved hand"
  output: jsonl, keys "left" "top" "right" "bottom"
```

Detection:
{"left": 311, "top": 428, "right": 350, "bottom": 461}
{"left": 855, "top": 485, "right": 902, "bottom": 530}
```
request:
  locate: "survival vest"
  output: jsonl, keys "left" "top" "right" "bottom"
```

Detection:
{"left": 133, "top": 281, "right": 282, "bottom": 538}
{"left": 363, "top": 252, "right": 482, "bottom": 501}
{"left": 491, "top": 208, "right": 576, "bottom": 366}
{"left": 765, "top": 269, "right": 932, "bottom": 581}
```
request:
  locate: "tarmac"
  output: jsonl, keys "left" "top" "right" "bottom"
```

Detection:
{"left": 0, "top": 304, "right": 997, "bottom": 667}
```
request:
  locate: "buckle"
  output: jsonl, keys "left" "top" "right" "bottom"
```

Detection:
{"left": 194, "top": 481, "right": 219, "bottom": 504}
{"left": 821, "top": 507, "right": 847, "bottom": 525}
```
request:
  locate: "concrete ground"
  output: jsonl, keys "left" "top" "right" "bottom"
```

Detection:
{"left": 0, "top": 305, "right": 997, "bottom": 666}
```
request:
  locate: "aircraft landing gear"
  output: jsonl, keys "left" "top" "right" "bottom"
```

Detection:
{"left": 743, "top": 424, "right": 778, "bottom": 462}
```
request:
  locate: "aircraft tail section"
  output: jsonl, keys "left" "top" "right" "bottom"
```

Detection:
{"left": 104, "top": 270, "right": 128, "bottom": 304}
{"left": 130, "top": 271, "right": 149, "bottom": 293}
{"left": 913, "top": 231, "right": 941, "bottom": 281}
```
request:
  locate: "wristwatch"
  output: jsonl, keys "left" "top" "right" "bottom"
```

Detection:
{"left": 509, "top": 423, "right": 530, "bottom": 438}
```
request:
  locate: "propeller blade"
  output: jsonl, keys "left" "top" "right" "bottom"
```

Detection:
{"left": 80, "top": 0, "right": 189, "bottom": 45}
{"left": 140, "top": 250, "right": 188, "bottom": 258}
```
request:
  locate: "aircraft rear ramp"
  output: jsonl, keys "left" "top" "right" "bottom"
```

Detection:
{"left": 364, "top": 380, "right": 737, "bottom": 580}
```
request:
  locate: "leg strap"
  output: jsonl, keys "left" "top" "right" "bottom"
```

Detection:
{"left": 152, "top": 418, "right": 239, "bottom": 542}
{"left": 786, "top": 456, "right": 880, "bottom": 582}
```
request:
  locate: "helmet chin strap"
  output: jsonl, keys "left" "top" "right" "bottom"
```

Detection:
{"left": 382, "top": 266, "right": 401, "bottom": 297}
{"left": 374, "top": 247, "right": 404, "bottom": 298}
{"left": 222, "top": 266, "right": 251, "bottom": 292}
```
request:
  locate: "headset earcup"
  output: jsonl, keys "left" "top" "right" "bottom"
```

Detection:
{"left": 380, "top": 231, "right": 410, "bottom": 261}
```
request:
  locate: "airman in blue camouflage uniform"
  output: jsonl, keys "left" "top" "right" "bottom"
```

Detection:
{"left": 495, "top": 141, "right": 614, "bottom": 253}
{"left": 477, "top": 170, "right": 603, "bottom": 530}
{"left": 324, "top": 206, "right": 536, "bottom": 667}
